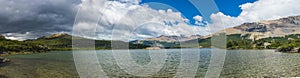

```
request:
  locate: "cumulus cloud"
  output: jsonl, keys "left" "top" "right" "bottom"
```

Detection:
{"left": 206, "top": 0, "right": 300, "bottom": 34}
{"left": 74, "top": 0, "right": 203, "bottom": 41}
{"left": 193, "top": 15, "right": 205, "bottom": 26}
{"left": 109, "top": 0, "right": 141, "bottom": 4}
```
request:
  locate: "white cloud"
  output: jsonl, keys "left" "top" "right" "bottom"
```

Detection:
{"left": 3, "top": 32, "right": 33, "bottom": 41}
{"left": 111, "top": 0, "right": 141, "bottom": 5}
{"left": 3, "top": 0, "right": 300, "bottom": 40}
{"left": 75, "top": 0, "right": 300, "bottom": 40}
{"left": 74, "top": 0, "right": 204, "bottom": 41}
{"left": 238, "top": 0, "right": 300, "bottom": 21}
{"left": 206, "top": 0, "right": 300, "bottom": 34}
{"left": 193, "top": 15, "right": 203, "bottom": 22}
{"left": 193, "top": 15, "right": 205, "bottom": 26}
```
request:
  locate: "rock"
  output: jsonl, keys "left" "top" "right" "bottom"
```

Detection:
{"left": 277, "top": 47, "right": 292, "bottom": 52}
{"left": 276, "top": 47, "right": 300, "bottom": 53}
{"left": 0, "top": 57, "right": 10, "bottom": 63}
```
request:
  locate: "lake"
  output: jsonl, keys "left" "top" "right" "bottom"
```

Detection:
{"left": 0, "top": 49, "right": 300, "bottom": 78}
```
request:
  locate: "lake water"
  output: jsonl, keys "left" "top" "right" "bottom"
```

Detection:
{"left": 1, "top": 49, "right": 300, "bottom": 78}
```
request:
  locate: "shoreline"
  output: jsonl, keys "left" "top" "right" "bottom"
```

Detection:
{"left": 0, "top": 48, "right": 296, "bottom": 65}
{"left": 1, "top": 48, "right": 296, "bottom": 55}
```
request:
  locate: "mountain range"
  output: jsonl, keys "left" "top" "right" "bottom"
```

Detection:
{"left": 145, "top": 35, "right": 203, "bottom": 42}
{"left": 131, "top": 15, "right": 300, "bottom": 52}
{"left": 132, "top": 15, "right": 300, "bottom": 43}
{"left": 0, "top": 33, "right": 149, "bottom": 53}
{"left": 1, "top": 15, "right": 300, "bottom": 53}
{"left": 215, "top": 15, "right": 300, "bottom": 40}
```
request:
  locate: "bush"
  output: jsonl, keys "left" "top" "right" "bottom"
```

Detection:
{"left": 277, "top": 44, "right": 296, "bottom": 52}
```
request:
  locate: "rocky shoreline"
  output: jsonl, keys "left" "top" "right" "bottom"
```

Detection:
{"left": 0, "top": 52, "right": 33, "bottom": 65}
{"left": 0, "top": 57, "right": 10, "bottom": 66}
{"left": 276, "top": 47, "right": 300, "bottom": 53}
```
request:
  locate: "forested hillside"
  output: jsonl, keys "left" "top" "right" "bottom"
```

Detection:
{"left": 0, "top": 33, "right": 150, "bottom": 54}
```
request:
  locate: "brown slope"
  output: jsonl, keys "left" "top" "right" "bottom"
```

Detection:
{"left": 214, "top": 15, "right": 300, "bottom": 40}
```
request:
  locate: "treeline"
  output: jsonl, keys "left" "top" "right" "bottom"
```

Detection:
{"left": 0, "top": 37, "right": 50, "bottom": 53}
{"left": 257, "top": 34, "right": 300, "bottom": 52}
{"left": 3, "top": 33, "right": 300, "bottom": 53}
{"left": 226, "top": 34, "right": 257, "bottom": 49}
{"left": 30, "top": 34, "right": 150, "bottom": 50}
{"left": 183, "top": 34, "right": 300, "bottom": 52}
{"left": 226, "top": 34, "right": 300, "bottom": 52}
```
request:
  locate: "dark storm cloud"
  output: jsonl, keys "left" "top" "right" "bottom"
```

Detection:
{"left": 0, "top": 0, "right": 81, "bottom": 39}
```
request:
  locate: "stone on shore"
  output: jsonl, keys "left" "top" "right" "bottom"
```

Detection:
{"left": 0, "top": 57, "right": 10, "bottom": 63}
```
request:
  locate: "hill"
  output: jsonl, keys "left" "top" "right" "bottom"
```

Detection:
{"left": 30, "top": 33, "right": 150, "bottom": 50}
{"left": 2, "top": 15, "right": 300, "bottom": 53}
{"left": 215, "top": 15, "right": 300, "bottom": 40}
{"left": 130, "top": 35, "right": 202, "bottom": 49}
{"left": 145, "top": 35, "right": 203, "bottom": 42}
{"left": 0, "top": 33, "right": 150, "bottom": 54}
{"left": 0, "top": 35, "right": 50, "bottom": 54}
{"left": 191, "top": 15, "right": 300, "bottom": 52}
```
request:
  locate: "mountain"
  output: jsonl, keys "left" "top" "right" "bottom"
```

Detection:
{"left": 160, "top": 15, "right": 300, "bottom": 51}
{"left": 27, "top": 33, "right": 74, "bottom": 50}
{"left": 38, "top": 33, "right": 72, "bottom": 39}
{"left": 0, "top": 33, "right": 150, "bottom": 53}
{"left": 29, "top": 33, "right": 150, "bottom": 50}
{"left": 185, "top": 15, "right": 300, "bottom": 52}
{"left": 216, "top": 15, "right": 300, "bottom": 40}
{"left": 132, "top": 15, "right": 300, "bottom": 48}
{"left": 2, "top": 15, "right": 300, "bottom": 53}
{"left": 145, "top": 35, "right": 203, "bottom": 42}
{"left": 0, "top": 36, "right": 50, "bottom": 53}
{"left": 130, "top": 35, "right": 202, "bottom": 48}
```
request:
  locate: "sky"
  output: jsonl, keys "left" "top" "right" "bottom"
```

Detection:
{"left": 1, "top": 0, "right": 300, "bottom": 41}
{"left": 140, "top": 0, "right": 257, "bottom": 24}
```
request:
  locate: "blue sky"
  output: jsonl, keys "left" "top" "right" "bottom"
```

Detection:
{"left": 141, "top": 0, "right": 257, "bottom": 24}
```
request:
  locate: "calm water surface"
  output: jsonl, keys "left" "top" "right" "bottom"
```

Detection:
{"left": 0, "top": 49, "right": 299, "bottom": 78}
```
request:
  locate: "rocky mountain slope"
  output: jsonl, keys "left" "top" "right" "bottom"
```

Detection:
{"left": 137, "top": 15, "right": 300, "bottom": 43}
{"left": 145, "top": 35, "right": 203, "bottom": 42}
{"left": 217, "top": 15, "right": 300, "bottom": 40}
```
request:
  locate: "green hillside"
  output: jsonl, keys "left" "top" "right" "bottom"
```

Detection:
{"left": 0, "top": 37, "right": 50, "bottom": 54}
{"left": 219, "top": 34, "right": 300, "bottom": 52}
{"left": 28, "top": 34, "right": 150, "bottom": 50}
{"left": 182, "top": 33, "right": 300, "bottom": 52}
{"left": 1, "top": 33, "right": 300, "bottom": 54}
{"left": 27, "top": 34, "right": 74, "bottom": 50}
{"left": 0, "top": 33, "right": 150, "bottom": 54}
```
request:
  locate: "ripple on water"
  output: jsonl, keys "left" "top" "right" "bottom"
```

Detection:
{"left": 1, "top": 49, "right": 300, "bottom": 77}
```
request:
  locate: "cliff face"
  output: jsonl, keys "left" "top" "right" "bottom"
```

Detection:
{"left": 220, "top": 15, "right": 300, "bottom": 40}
